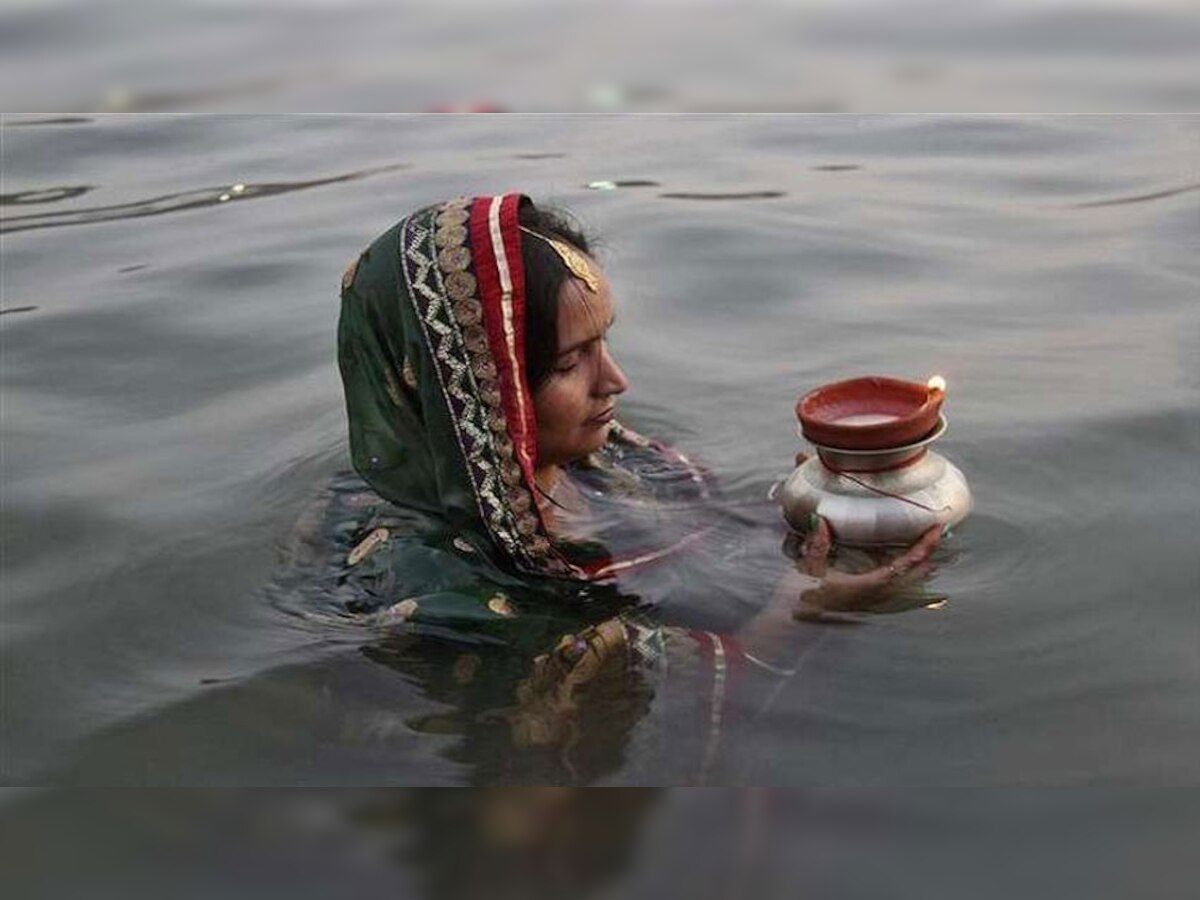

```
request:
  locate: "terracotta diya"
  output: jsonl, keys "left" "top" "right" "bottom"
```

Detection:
{"left": 796, "top": 375, "right": 944, "bottom": 450}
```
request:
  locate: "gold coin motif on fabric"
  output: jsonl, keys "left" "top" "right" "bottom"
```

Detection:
{"left": 501, "top": 461, "right": 523, "bottom": 486}
{"left": 340, "top": 255, "right": 360, "bottom": 292}
{"left": 515, "top": 515, "right": 538, "bottom": 537}
{"left": 478, "top": 385, "right": 502, "bottom": 409}
{"left": 471, "top": 357, "right": 498, "bottom": 382}
{"left": 493, "top": 434, "right": 514, "bottom": 458}
{"left": 401, "top": 357, "right": 418, "bottom": 390}
{"left": 436, "top": 207, "right": 470, "bottom": 228}
{"left": 487, "top": 409, "right": 508, "bottom": 433}
{"left": 528, "top": 535, "right": 551, "bottom": 555}
{"left": 348, "top": 527, "right": 390, "bottom": 566}
{"left": 434, "top": 224, "right": 468, "bottom": 248}
{"left": 510, "top": 490, "right": 532, "bottom": 514}
{"left": 437, "top": 245, "right": 471, "bottom": 272}
{"left": 452, "top": 296, "right": 482, "bottom": 327}
{"left": 379, "top": 597, "right": 419, "bottom": 624}
{"left": 473, "top": 373, "right": 498, "bottom": 399}
{"left": 487, "top": 594, "right": 516, "bottom": 617}
{"left": 445, "top": 270, "right": 477, "bottom": 302}
{"left": 462, "top": 324, "right": 489, "bottom": 354}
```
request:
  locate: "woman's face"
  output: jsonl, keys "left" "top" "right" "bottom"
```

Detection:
{"left": 533, "top": 263, "right": 629, "bottom": 469}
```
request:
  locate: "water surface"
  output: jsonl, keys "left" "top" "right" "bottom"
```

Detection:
{"left": 2, "top": 114, "right": 1198, "bottom": 785}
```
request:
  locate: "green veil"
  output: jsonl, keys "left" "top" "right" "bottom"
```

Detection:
{"left": 337, "top": 193, "right": 712, "bottom": 585}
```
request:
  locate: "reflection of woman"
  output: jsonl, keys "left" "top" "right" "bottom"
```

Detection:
{"left": 328, "top": 193, "right": 939, "bottom": 782}
{"left": 349, "top": 788, "right": 663, "bottom": 900}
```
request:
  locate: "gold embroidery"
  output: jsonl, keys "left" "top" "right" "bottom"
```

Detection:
{"left": 377, "top": 597, "right": 419, "bottom": 625}
{"left": 401, "top": 357, "right": 418, "bottom": 390}
{"left": 471, "top": 356, "right": 498, "bottom": 382}
{"left": 348, "top": 527, "right": 389, "bottom": 566}
{"left": 438, "top": 245, "right": 471, "bottom": 272}
{"left": 445, "top": 270, "right": 477, "bottom": 301}
{"left": 487, "top": 593, "right": 516, "bottom": 617}
{"left": 340, "top": 254, "right": 361, "bottom": 292}
{"left": 452, "top": 296, "right": 483, "bottom": 326}
{"left": 434, "top": 224, "right": 468, "bottom": 248}
{"left": 478, "top": 385, "right": 502, "bottom": 408}
{"left": 436, "top": 207, "right": 469, "bottom": 228}
{"left": 462, "top": 324, "right": 489, "bottom": 354}
{"left": 403, "top": 203, "right": 572, "bottom": 577}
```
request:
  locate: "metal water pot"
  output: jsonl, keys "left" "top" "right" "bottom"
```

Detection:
{"left": 779, "top": 416, "right": 972, "bottom": 546}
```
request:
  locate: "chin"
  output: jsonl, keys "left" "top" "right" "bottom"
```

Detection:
{"left": 570, "top": 424, "right": 611, "bottom": 458}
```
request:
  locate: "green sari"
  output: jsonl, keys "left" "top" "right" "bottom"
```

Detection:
{"left": 322, "top": 193, "right": 758, "bottom": 781}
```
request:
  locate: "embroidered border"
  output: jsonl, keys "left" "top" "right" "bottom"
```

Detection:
{"left": 400, "top": 199, "right": 570, "bottom": 576}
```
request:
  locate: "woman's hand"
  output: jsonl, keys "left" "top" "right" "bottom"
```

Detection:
{"left": 736, "top": 504, "right": 945, "bottom": 675}
{"left": 795, "top": 517, "right": 942, "bottom": 617}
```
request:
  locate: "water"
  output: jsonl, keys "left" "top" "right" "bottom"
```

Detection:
{"left": 2, "top": 114, "right": 1198, "bottom": 788}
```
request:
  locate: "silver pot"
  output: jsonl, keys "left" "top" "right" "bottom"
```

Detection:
{"left": 780, "top": 416, "right": 972, "bottom": 546}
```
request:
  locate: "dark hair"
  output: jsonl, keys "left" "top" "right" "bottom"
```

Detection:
{"left": 519, "top": 201, "right": 594, "bottom": 391}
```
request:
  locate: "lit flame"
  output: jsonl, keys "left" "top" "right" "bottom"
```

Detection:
{"left": 927, "top": 375, "right": 946, "bottom": 393}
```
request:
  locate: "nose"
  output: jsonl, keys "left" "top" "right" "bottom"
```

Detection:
{"left": 596, "top": 342, "right": 630, "bottom": 397}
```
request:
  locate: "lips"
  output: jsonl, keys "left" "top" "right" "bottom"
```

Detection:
{"left": 587, "top": 406, "right": 615, "bottom": 426}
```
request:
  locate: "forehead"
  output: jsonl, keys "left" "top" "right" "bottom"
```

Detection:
{"left": 555, "top": 263, "right": 614, "bottom": 339}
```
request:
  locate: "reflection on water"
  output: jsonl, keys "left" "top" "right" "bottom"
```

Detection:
{"left": 3, "top": 788, "right": 1198, "bottom": 900}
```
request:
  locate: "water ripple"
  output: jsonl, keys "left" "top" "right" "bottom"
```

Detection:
{"left": 0, "top": 185, "right": 93, "bottom": 207}
{"left": 658, "top": 190, "right": 786, "bottom": 201}
{"left": 0, "top": 162, "right": 409, "bottom": 235}
{"left": 1072, "top": 181, "right": 1200, "bottom": 208}
{"left": 5, "top": 117, "right": 93, "bottom": 127}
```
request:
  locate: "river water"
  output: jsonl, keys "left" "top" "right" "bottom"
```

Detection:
{"left": 2, "top": 114, "right": 1198, "bottom": 791}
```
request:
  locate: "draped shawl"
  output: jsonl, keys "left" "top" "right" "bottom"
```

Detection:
{"left": 337, "top": 193, "right": 711, "bottom": 585}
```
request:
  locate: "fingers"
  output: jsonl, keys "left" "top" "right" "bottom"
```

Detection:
{"left": 895, "top": 525, "right": 943, "bottom": 570}
{"left": 859, "top": 526, "right": 943, "bottom": 585}
{"left": 802, "top": 517, "right": 832, "bottom": 578}
{"left": 894, "top": 558, "right": 937, "bottom": 587}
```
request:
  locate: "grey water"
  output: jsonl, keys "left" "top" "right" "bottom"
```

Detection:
{"left": 2, "top": 114, "right": 1198, "bottom": 790}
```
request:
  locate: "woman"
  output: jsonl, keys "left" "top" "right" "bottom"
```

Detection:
{"left": 326, "top": 193, "right": 940, "bottom": 781}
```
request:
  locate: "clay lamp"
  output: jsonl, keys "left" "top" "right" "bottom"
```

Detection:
{"left": 796, "top": 375, "right": 945, "bottom": 451}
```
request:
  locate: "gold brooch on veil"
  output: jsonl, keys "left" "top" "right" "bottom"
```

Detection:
{"left": 519, "top": 226, "right": 599, "bottom": 293}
